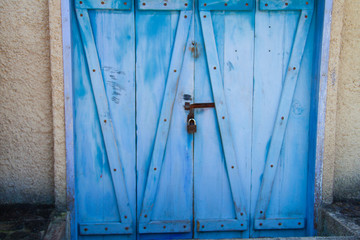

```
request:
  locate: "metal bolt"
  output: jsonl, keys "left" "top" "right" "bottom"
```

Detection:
{"left": 105, "top": 227, "right": 108, "bottom": 230}
{"left": 285, "top": 2, "right": 288, "bottom": 6}
{"left": 202, "top": 225, "right": 205, "bottom": 228}
{"left": 124, "top": 215, "right": 127, "bottom": 219}
{"left": 104, "top": 119, "right": 107, "bottom": 123}
{"left": 222, "top": 116, "right": 225, "bottom": 119}
{"left": 142, "top": 2, "right": 146, "bottom": 5}
{"left": 224, "top": 3, "right": 228, "bottom": 6}
{"left": 144, "top": 214, "right": 147, "bottom": 218}
{"left": 154, "top": 168, "right": 157, "bottom": 171}
{"left": 164, "top": 2, "right": 167, "bottom": 6}
{"left": 183, "top": 225, "right": 186, "bottom": 228}
{"left": 80, "top": 14, "right": 83, "bottom": 17}
{"left": 293, "top": 67, "right": 296, "bottom": 70}
{"left": 260, "top": 211, "right": 263, "bottom": 214}
{"left": 306, "top": 1, "right": 309, "bottom": 4}
{"left": 80, "top": 1, "right": 83, "bottom": 4}
{"left": 298, "top": 222, "right": 301, "bottom": 225}
{"left": 125, "top": 227, "right": 129, "bottom": 230}
{"left": 259, "top": 223, "right": 263, "bottom": 226}
{"left": 203, "top": 15, "right": 207, "bottom": 18}
{"left": 101, "top": 1, "right": 105, "bottom": 4}
{"left": 305, "top": 15, "right": 308, "bottom": 18}
{"left": 163, "top": 226, "right": 166, "bottom": 229}
{"left": 246, "top": 3, "right": 248, "bottom": 6}
{"left": 265, "top": 3, "right": 268, "bottom": 6}
{"left": 270, "top": 164, "right": 274, "bottom": 168}
{"left": 241, "top": 212, "right": 243, "bottom": 216}
{"left": 281, "top": 116, "right": 284, "bottom": 120}
{"left": 164, "top": 119, "right": 167, "bottom": 122}
{"left": 221, "top": 224, "right": 224, "bottom": 227}
{"left": 144, "top": 226, "right": 146, "bottom": 229}
{"left": 114, "top": 169, "right": 116, "bottom": 171}
{"left": 93, "top": 69, "right": 96, "bottom": 72}
{"left": 184, "top": 15, "right": 187, "bottom": 18}
{"left": 204, "top": 3, "right": 207, "bottom": 6}
{"left": 241, "top": 223, "right": 244, "bottom": 226}
{"left": 124, "top": 2, "right": 127, "bottom": 5}
{"left": 278, "top": 222, "right": 282, "bottom": 226}
{"left": 84, "top": 228, "right": 88, "bottom": 231}
{"left": 231, "top": 166, "right": 234, "bottom": 169}
{"left": 213, "top": 66, "right": 217, "bottom": 70}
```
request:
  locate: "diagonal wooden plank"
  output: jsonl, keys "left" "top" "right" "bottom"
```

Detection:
{"left": 139, "top": 11, "right": 192, "bottom": 226}
{"left": 75, "top": 9, "right": 133, "bottom": 229}
{"left": 199, "top": 10, "right": 247, "bottom": 224}
{"left": 255, "top": 10, "right": 314, "bottom": 221}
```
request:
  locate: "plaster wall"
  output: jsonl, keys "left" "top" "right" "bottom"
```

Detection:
{"left": 332, "top": 0, "right": 360, "bottom": 201}
{"left": 0, "top": 0, "right": 54, "bottom": 204}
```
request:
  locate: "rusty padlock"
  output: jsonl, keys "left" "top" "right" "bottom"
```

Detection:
{"left": 187, "top": 118, "right": 197, "bottom": 134}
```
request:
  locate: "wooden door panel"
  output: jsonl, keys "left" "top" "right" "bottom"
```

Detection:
{"left": 251, "top": 0, "right": 315, "bottom": 237}
{"left": 71, "top": 0, "right": 318, "bottom": 239}
{"left": 136, "top": 8, "right": 194, "bottom": 238}
{"left": 194, "top": 4, "right": 254, "bottom": 238}
{"left": 74, "top": 1, "right": 136, "bottom": 239}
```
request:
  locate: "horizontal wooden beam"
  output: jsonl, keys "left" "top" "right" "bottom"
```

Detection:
{"left": 75, "top": 0, "right": 131, "bottom": 10}
{"left": 79, "top": 222, "right": 133, "bottom": 235}
{"left": 259, "top": 0, "right": 313, "bottom": 10}
{"left": 137, "top": 0, "right": 193, "bottom": 10}
{"left": 254, "top": 218, "right": 305, "bottom": 230}
{"left": 139, "top": 220, "right": 191, "bottom": 233}
{"left": 196, "top": 219, "right": 248, "bottom": 232}
{"left": 199, "top": 0, "right": 254, "bottom": 11}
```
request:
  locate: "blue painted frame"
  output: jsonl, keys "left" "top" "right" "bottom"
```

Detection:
{"left": 61, "top": 0, "right": 334, "bottom": 238}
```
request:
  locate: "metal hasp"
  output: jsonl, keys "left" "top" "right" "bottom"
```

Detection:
{"left": 184, "top": 102, "right": 215, "bottom": 133}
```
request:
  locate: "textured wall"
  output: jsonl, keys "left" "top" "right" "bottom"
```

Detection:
{"left": 332, "top": 0, "right": 360, "bottom": 200}
{"left": 323, "top": 0, "right": 346, "bottom": 204}
{"left": 49, "top": 0, "right": 66, "bottom": 210}
{"left": 0, "top": 1, "right": 54, "bottom": 204}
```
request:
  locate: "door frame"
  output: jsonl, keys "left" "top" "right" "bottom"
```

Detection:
{"left": 61, "top": 0, "right": 334, "bottom": 239}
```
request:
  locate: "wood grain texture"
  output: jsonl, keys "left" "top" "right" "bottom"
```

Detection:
{"left": 75, "top": 0, "right": 131, "bottom": 10}
{"left": 136, "top": 9, "right": 194, "bottom": 239}
{"left": 70, "top": 0, "right": 321, "bottom": 239}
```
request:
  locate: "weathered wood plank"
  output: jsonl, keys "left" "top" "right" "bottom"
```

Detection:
{"left": 79, "top": 223, "right": 133, "bottom": 235}
{"left": 199, "top": 10, "right": 247, "bottom": 225}
{"left": 199, "top": 0, "right": 254, "bottom": 11}
{"left": 197, "top": 219, "right": 248, "bottom": 232}
{"left": 254, "top": 218, "right": 305, "bottom": 230}
{"left": 138, "top": 10, "right": 192, "bottom": 228}
{"left": 259, "top": 0, "right": 314, "bottom": 10}
{"left": 75, "top": 9, "right": 133, "bottom": 228}
{"left": 254, "top": 9, "right": 314, "bottom": 224}
{"left": 75, "top": 0, "right": 131, "bottom": 10}
{"left": 139, "top": 220, "right": 191, "bottom": 233}
{"left": 137, "top": 0, "right": 192, "bottom": 10}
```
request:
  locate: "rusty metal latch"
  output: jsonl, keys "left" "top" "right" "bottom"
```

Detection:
{"left": 184, "top": 102, "right": 215, "bottom": 134}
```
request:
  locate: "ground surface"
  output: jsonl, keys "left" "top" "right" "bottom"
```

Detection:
{"left": 0, "top": 202, "right": 359, "bottom": 240}
{"left": 0, "top": 204, "right": 54, "bottom": 240}
{"left": 331, "top": 200, "right": 360, "bottom": 226}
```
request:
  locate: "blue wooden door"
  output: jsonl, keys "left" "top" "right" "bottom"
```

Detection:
{"left": 72, "top": 0, "right": 316, "bottom": 239}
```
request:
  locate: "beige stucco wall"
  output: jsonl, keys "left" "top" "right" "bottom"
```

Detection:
{"left": 331, "top": 0, "right": 360, "bottom": 201}
{"left": 0, "top": 0, "right": 54, "bottom": 204}
{"left": 0, "top": 0, "right": 359, "bottom": 209}
{"left": 323, "top": 0, "right": 360, "bottom": 203}
{"left": 49, "top": 0, "right": 67, "bottom": 210}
